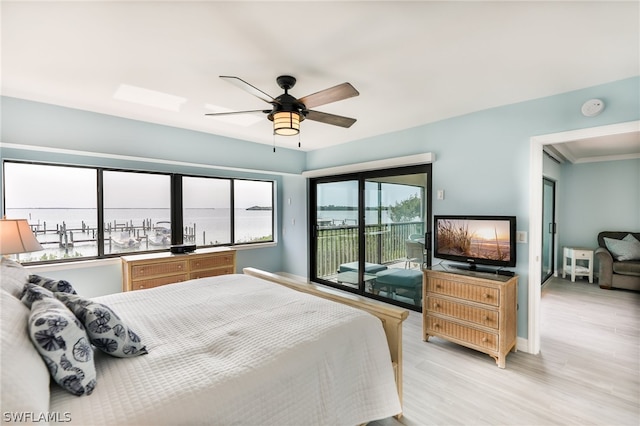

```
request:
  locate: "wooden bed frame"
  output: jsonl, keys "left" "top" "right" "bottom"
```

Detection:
{"left": 243, "top": 268, "right": 409, "bottom": 412}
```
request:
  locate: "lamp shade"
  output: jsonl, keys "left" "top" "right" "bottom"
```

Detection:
{"left": 0, "top": 219, "right": 44, "bottom": 255}
{"left": 273, "top": 111, "right": 300, "bottom": 136}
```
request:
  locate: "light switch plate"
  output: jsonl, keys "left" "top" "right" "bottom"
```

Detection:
{"left": 516, "top": 231, "right": 527, "bottom": 243}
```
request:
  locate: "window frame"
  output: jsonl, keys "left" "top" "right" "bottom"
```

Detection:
{"left": 2, "top": 160, "right": 276, "bottom": 265}
{"left": 308, "top": 163, "right": 432, "bottom": 312}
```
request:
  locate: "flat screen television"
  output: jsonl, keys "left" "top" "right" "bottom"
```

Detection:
{"left": 433, "top": 215, "right": 517, "bottom": 272}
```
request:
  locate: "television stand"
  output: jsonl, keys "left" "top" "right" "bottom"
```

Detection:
{"left": 422, "top": 268, "right": 518, "bottom": 368}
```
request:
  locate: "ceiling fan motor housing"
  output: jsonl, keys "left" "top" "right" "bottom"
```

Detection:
{"left": 268, "top": 93, "right": 307, "bottom": 122}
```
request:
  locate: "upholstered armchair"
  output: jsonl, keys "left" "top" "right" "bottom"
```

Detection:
{"left": 595, "top": 231, "right": 640, "bottom": 291}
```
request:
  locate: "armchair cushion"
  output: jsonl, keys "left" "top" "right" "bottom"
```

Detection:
{"left": 613, "top": 261, "right": 640, "bottom": 277}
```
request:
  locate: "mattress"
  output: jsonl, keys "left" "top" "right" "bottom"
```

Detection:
{"left": 49, "top": 273, "right": 401, "bottom": 425}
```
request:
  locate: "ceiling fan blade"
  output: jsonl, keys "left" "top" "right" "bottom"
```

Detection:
{"left": 205, "top": 109, "right": 268, "bottom": 116}
{"left": 305, "top": 110, "right": 357, "bottom": 128}
{"left": 299, "top": 82, "right": 359, "bottom": 109}
{"left": 220, "top": 76, "right": 276, "bottom": 104}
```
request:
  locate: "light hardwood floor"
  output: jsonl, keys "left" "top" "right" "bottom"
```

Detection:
{"left": 371, "top": 276, "right": 640, "bottom": 425}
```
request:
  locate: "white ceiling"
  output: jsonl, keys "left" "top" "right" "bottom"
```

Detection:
{"left": 546, "top": 130, "right": 640, "bottom": 164}
{"left": 2, "top": 1, "right": 639, "bottom": 153}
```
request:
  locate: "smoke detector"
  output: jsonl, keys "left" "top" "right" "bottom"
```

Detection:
{"left": 581, "top": 99, "right": 605, "bottom": 117}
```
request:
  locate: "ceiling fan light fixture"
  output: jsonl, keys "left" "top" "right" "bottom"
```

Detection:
{"left": 273, "top": 111, "right": 300, "bottom": 136}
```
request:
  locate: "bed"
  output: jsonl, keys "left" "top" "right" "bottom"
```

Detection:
{"left": 1, "top": 259, "right": 407, "bottom": 426}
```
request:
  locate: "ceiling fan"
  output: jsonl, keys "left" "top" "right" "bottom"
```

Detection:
{"left": 206, "top": 75, "right": 359, "bottom": 139}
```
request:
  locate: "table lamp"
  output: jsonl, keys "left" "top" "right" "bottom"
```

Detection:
{"left": 0, "top": 218, "right": 44, "bottom": 259}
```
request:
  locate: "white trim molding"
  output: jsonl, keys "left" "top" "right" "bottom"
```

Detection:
{"left": 302, "top": 153, "right": 435, "bottom": 178}
{"left": 0, "top": 142, "right": 301, "bottom": 177}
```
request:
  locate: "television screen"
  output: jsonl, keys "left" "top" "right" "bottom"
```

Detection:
{"left": 434, "top": 215, "right": 516, "bottom": 270}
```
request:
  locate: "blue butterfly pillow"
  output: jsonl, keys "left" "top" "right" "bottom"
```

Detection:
{"left": 28, "top": 297, "right": 97, "bottom": 396}
{"left": 28, "top": 274, "right": 78, "bottom": 294}
{"left": 55, "top": 293, "right": 148, "bottom": 358}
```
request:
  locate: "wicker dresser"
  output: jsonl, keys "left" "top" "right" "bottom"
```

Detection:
{"left": 122, "top": 247, "right": 236, "bottom": 291}
{"left": 422, "top": 268, "right": 517, "bottom": 368}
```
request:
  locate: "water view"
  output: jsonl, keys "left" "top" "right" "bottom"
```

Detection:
{"left": 6, "top": 207, "right": 273, "bottom": 262}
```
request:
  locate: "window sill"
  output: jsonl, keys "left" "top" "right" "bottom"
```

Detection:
{"left": 231, "top": 241, "right": 277, "bottom": 250}
{"left": 25, "top": 257, "right": 122, "bottom": 272}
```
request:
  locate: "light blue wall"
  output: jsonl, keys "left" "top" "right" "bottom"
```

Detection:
{"left": 305, "top": 76, "right": 640, "bottom": 338}
{"left": 0, "top": 96, "right": 308, "bottom": 282}
{"left": 558, "top": 159, "right": 640, "bottom": 260}
{"left": 280, "top": 175, "right": 309, "bottom": 277}
{"left": 540, "top": 154, "right": 640, "bottom": 277}
{"left": 26, "top": 261, "right": 123, "bottom": 298}
{"left": 1, "top": 96, "right": 307, "bottom": 175}
{"left": 1, "top": 76, "right": 639, "bottom": 339}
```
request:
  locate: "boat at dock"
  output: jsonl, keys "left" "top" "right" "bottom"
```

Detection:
{"left": 111, "top": 232, "right": 140, "bottom": 249}
{"left": 148, "top": 222, "right": 171, "bottom": 246}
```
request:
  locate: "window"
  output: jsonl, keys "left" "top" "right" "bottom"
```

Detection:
{"left": 2, "top": 161, "right": 276, "bottom": 264}
{"left": 3, "top": 162, "right": 98, "bottom": 262}
{"left": 103, "top": 171, "right": 171, "bottom": 254}
{"left": 183, "top": 176, "right": 231, "bottom": 245}
{"left": 233, "top": 179, "right": 274, "bottom": 244}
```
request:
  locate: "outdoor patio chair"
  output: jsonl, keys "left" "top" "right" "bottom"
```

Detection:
{"left": 405, "top": 240, "right": 424, "bottom": 269}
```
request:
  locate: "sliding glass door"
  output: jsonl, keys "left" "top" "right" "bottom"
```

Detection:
{"left": 310, "top": 165, "right": 431, "bottom": 311}
{"left": 313, "top": 179, "right": 361, "bottom": 290}
{"left": 541, "top": 177, "right": 556, "bottom": 284}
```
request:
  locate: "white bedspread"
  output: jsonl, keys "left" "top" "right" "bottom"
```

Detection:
{"left": 49, "top": 274, "right": 401, "bottom": 425}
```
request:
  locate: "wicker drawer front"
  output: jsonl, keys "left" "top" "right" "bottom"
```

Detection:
{"left": 426, "top": 315, "right": 498, "bottom": 351}
{"left": 190, "top": 266, "right": 235, "bottom": 280}
{"left": 131, "top": 274, "right": 188, "bottom": 290}
{"left": 428, "top": 278, "right": 499, "bottom": 306}
{"left": 131, "top": 261, "right": 187, "bottom": 279}
{"left": 190, "top": 255, "right": 234, "bottom": 271}
{"left": 427, "top": 296, "right": 499, "bottom": 329}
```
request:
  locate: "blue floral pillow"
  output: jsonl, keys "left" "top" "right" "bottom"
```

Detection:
{"left": 28, "top": 298, "right": 96, "bottom": 396}
{"left": 28, "top": 274, "right": 77, "bottom": 295}
{"left": 20, "top": 282, "right": 55, "bottom": 308}
{"left": 55, "top": 293, "right": 148, "bottom": 358}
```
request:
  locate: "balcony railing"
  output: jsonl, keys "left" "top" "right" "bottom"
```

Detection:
{"left": 316, "top": 221, "right": 424, "bottom": 277}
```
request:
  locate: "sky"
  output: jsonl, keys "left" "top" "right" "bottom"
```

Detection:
{"left": 318, "top": 180, "right": 423, "bottom": 208}
{"left": 4, "top": 162, "right": 272, "bottom": 209}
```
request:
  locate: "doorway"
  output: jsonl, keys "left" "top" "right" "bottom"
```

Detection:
{"left": 528, "top": 120, "right": 639, "bottom": 355}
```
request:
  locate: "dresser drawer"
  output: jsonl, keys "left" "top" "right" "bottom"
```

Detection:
{"left": 426, "top": 315, "right": 498, "bottom": 351}
{"left": 190, "top": 266, "right": 235, "bottom": 280}
{"left": 122, "top": 248, "right": 236, "bottom": 292}
{"left": 190, "top": 254, "right": 234, "bottom": 271}
{"left": 427, "top": 296, "right": 499, "bottom": 329}
{"left": 131, "top": 260, "right": 187, "bottom": 279}
{"left": 131, "top": 273, "right": 189, "bottom": 290}
{"left": 428, "top": 278, "right": 499, "bottom": 306}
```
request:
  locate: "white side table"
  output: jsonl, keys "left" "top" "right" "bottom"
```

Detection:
{"left": 562, "top": 247, "right": 594, "bottom": 283}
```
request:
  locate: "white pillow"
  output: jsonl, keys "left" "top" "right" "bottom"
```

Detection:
{"left": 0, "top": 257, "right": 30, "bottom": 299}
{"left": 1, "top": 289, "right": 51, "bottom": 415}
{"left": 604, "top": 234, "right": 640, "bottom": 261}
